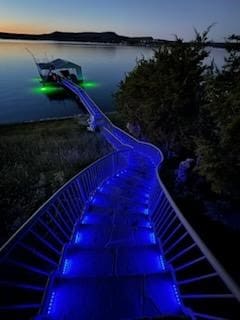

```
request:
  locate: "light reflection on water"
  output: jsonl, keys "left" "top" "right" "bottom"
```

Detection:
{"left": 0, "top": 40, "right": 227, "bottom": 124}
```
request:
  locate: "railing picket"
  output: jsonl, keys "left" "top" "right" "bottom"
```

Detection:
{"left": 57, "top": 196, "right": 74, "bottom": 225}
{"left": 178, "top": 272, "right": 218, "bottom": 285}
{"left": 191, "top": 312, "right": 228, "bottom": 320}
{"left": 162, "top": 221, "right": 182, "bottom": 246}
{"left": 175, "top": 256, "right": 206, "bottom": 272}
{"left": 92, "top": 166, "right": 98, "bottom": 189}
{"left": 46, "top": 210, "right": 69, "bottom": 240}
{"left": 39, "top": 218, "right": 64, "bottom": 246}
{"left": 0, "top": 304, "right": 41, "bottom": 310}
{"left": 30, "top": 229, "right": 61, "bottom": 256}
{"left": 158, "top": 207, "right": 175, "bottom": 234}
{"left": 85, "top": 171, "right": 91, "bottom": 196}
{"left": 164, "top": 231, "right": 188, "bottom": 255}
{"left": 86, "top": 169, "right": 92, "bottom": 192}
{"left": 182, "top": 294, "right": 234, "bottom": 299}
{"left": 7, "top": 259, "right": 49, "bottom": 276}
{"left": 154, "top": 198, "right": 169, "bottom": 225}
{"left": 66, "top": 187, "right": 79, "bottom": 219}
{"left": 18, "top": 242, "right": 58, "bottom": 267}
{"left": 150, "top": 190, "right": 163, "bottom": 215}
{"left": 153, "top": 197, "right": 168, "bottom": 223}
{"left": 156, "top": 208, "right": 174, "bottom": 234}
{"left": 51, "top": 203, "right": 72, "bottom": 233}
{"left": 0, "top": 281, "right": 44, "bottom": 291}
{"left": 72, "top": 181, "right": 84, "bottom": 214}
{"left": 76, "top": 178, "right": 87, "bottom": 203}
{"left": 62, "top": 191, "right": 76, "bottom": 222}
{"left": 168, "top": 243, "right": 196, "bottom": 263}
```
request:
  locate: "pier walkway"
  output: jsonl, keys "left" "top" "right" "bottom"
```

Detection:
{"left": 0, "top": 77, "right": 239, "bottom": 319}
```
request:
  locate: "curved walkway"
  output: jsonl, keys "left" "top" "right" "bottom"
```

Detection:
{"left": 0, "top": 77, "right": 239, "bottom": 320}
{"left": 36, "top": 152, "right": 189, "bottom": 319}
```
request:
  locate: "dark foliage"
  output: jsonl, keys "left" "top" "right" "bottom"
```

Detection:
{"left": 196, "top": 35, "right": 240, "bottom": 198}
{"left": 115, "top": 30, "right": 240, "bottom": 201}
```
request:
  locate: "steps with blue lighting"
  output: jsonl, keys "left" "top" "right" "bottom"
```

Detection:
{"left": 59, "top": 244, "right": 166, "bottom": 278}
{"left": 60, "top": 247, "right": 114, "bottom": 277}
{"left": 37, "top": 274, "right": 184, "bottom": 319}
{"left": 115, "top": 245, "right": 167, "bottom": 275}
{"left": 80, "top": 212, "right": 152, "bottom": 228}
{"left": 36, "top": 167, "right": 188, "bottom": 319}
{"left": 73, "top": 224, "right": 158, "bottom": 248}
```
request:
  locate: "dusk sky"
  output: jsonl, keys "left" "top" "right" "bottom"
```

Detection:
{"left": 1, "top": 0, "right": 240, "bottom": 41}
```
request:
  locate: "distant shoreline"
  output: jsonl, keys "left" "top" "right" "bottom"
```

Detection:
{"left": 0, "top": 31, "right": 231, "bottom": 49}
{"left": 0, "top": 114, "right": 85, "bottom": 127}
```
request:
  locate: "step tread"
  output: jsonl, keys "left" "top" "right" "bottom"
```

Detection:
{"left": 40, "top": 273, "right": 183, "bottom": 319}
{"left": 59, "top": 245, "right": 166, "bottom": 277}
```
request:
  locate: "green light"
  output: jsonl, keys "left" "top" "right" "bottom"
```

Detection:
{"left": 81, "top": 81, "right": 99, "bottom": 89}
{"left": 32, "top": 84, "right": 64, "bottom": 95}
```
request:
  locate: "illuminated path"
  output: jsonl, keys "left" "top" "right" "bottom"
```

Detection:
{"left": 0, "top": 77, "right": 240, "bottom": 319}
{"left": 36, "top": 153, "right": 187, "bottom": 319}
{"left": 35, "top": 79, "right": 188, "bottom": 318}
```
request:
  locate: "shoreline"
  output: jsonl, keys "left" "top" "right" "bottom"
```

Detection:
{"left": 0, "top": 111, "right": 122, "bottom": 128}
{"left": 0, "top": 38, "right": 230, "bottom": 49}
{"left": 0, "top": 114, "right": 89, "bottom": 127}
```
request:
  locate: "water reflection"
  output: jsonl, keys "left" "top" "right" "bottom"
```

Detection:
{"left": 0, "top": 40, "right": 226, "bottom": 124}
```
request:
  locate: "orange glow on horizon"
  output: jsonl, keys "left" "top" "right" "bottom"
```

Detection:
{"left": 0, "top": 22, "right": 50, "bottom": 34}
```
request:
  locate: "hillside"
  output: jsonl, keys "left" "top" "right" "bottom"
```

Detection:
{"left": 0, "top": 31, "right": 154, "bottom": 44}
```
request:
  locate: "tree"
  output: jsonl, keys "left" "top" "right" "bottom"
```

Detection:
{"left": 196, "top": 35, "right": 240, "bottom": 199}
{"left": 116, "top": 30, "right": 240, "bottom": 201}
{"left": 115, "top": 31, "right": 210, "bottom": 158}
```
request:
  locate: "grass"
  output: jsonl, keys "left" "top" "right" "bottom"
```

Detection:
{"left": 0, "top": 117, "right": 112, "bottom": 246}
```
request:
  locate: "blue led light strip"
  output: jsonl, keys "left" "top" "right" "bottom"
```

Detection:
{"left": 47, "top": 291, "right": 56, "bottom": 315}
{"left": 62, "top": 259, "right": 72, "bottom": 275}
{"left": 173, "top": 284, "right": 182, "bottom": 305}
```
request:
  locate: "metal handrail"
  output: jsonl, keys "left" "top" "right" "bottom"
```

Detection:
{"left": 59, "top": 78, "right": 240, "bottom": 313}
{"left": 0, "top": 149, "right": 130, "bottom": 258}
{"left": 60, "top": 77, "right": 163, "bottom": 166}
{"left": 154, "top": 177, "right": 240, "bottom": 302}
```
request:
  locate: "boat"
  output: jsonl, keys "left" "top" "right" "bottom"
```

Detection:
{"left": 36, "top": 58, "right": 83, "bottom": 83}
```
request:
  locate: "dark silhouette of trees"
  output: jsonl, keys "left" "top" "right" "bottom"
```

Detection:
{"left": 116, "top": 31, "right": 240, "bottom": 200}
{"left": 196, "top": 35, "right": 240, "bottom": 198}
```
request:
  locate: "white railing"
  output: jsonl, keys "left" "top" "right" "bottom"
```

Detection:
{"left": 60, "top": 77, "right": 240, "bottom": 319}
{"left": 0, "top": 149, "right": 131, "bottom": 319}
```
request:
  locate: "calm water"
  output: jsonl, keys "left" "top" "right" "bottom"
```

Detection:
{"left": 0, "top": 40, "right": 227, "bottom": 124}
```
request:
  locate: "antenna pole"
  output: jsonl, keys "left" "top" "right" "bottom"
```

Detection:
{"left": 26, "top": 48, "right": 42, "bottom": 78}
